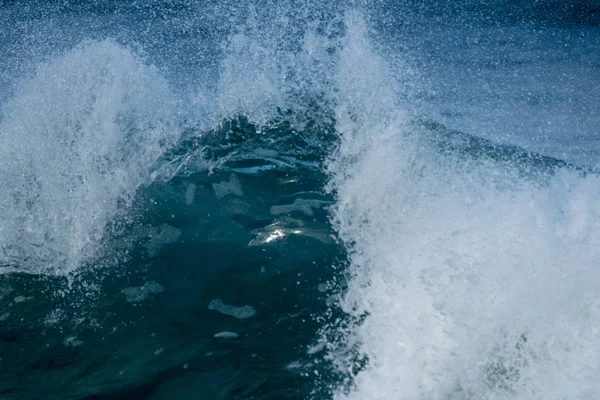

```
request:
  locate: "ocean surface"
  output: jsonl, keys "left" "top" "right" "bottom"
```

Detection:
{"left": 1, "top": 1, "right": 599, "bottom": 399}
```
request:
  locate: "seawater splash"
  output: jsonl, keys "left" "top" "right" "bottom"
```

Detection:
{"left": 0, "top": 1, "right": 342, "bottom": 277}
{"left": 324, "top": 11, "right": 600, "bottom": 400}
{"left": 0, "top": 40, "right": 181, "bottom": 275}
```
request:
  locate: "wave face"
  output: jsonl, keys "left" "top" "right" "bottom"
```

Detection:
{"left": 1, "top": 0, "right": 599, "bottom": 399}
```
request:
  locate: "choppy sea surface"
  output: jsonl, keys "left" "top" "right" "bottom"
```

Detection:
{"left": 1, "top": 1, "right": 599, "bottom": 399}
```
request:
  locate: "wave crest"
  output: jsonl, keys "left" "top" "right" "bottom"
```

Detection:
{"left": 0, "top": 40, "right": 180, "bottom": 275}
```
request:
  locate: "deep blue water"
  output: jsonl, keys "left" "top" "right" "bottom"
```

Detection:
{"left": 1, "top": 1, "right": 599, "bottom": 399}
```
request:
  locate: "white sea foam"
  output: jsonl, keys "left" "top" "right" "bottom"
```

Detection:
{"left": 13, "top": 296, "right": 32, "bottom": 304}
{"left": 270, "top": 198, "right": 329, "bottom": 217}
{"left": 214, "top": 331, "right": 239, "bottom": 339}
{"left": 185, "top": 183, "right": 197, "bottom": 205}
{"left": 140, "top": 224, "right": 182, "bottom": 258}
{"left": 212, "top": 174, "right": 244, "bottom": 200}
{"left": 121, "top": 280, "right": 165, "bottom": 303}
{"left": 0, "top": 40, "right": 180, "bottom": 275}
{"left": 208, "top": 298, "right": 257, "bottom": 319}
{"left": 64, "top": 336, "right": 83, "bottom": 347}
{"left": 325, "top": 12, "right": 600, "bottom": 400}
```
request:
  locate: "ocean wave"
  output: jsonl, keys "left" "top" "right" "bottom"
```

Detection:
{"left": 0, "top": 3, "right": 598, "bottom": 399}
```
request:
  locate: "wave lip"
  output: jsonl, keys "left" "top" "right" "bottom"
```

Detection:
{"left": 0, "top": 40, "right": 180, "bottom": 275}
{"left": 323, "top": 11, "right": 600, "bottom": 400}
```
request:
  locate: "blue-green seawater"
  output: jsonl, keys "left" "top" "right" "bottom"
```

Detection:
{"left": 0, "top": 118, "right": 346, "bottom": 399}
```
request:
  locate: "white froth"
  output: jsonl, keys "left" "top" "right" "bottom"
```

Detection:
{"left": 212, "top": 174, "right": 244, "bottom": 200}
{"left": 325, "top": 12, "right": 600, "bottom": 400}
{"left": 141, "top": 224, "right": 182, "bottom": 258}
{"left": 0, "top": 40, "right": 180, "bottom": 275}
{"left": 14, "top": 296, "right": 34, "bottom": 303}
{"left": 122, "top": 280, "right": 165, "bottom": 303}
{"left": 64, "top": 336, "right": 83, "bottom": 347}
{"left": 270, "top": 198, "right": 329, "bottom": 217}
{"left": 185, "top": 183, "right": 197, "bottom": 205}
{"left": 214, "top": 331, "right": 239, "bottom": 339}
{"left": 208, "top": 298, "right": 257, "bottom": 319}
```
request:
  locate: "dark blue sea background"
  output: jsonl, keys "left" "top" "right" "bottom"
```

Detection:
{"left": 1, "top": 1, "right": 599, "bottom": 399}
